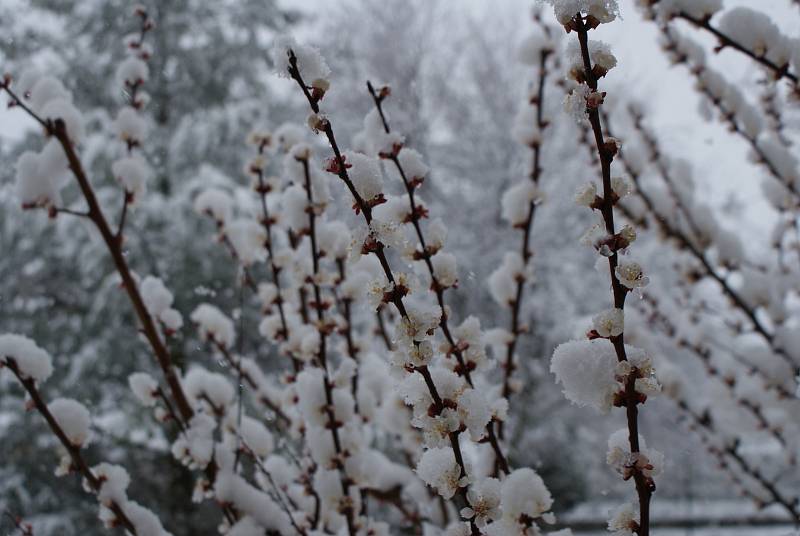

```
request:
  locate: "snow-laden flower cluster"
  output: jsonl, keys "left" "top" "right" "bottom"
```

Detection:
{"left": 12, "top": 74, "right": 83, "bottom": 209}
{"left": 1, "top": 333, "right": 170, "bottom": 536}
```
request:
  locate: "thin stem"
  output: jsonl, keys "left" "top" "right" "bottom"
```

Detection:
{"left": 674, "top": 12, "right": 798, "bottom": 85}
{"left": 365, "top": 79, "right": 511, "bottom": 475}
{"left": 499, "top": 43, "right": 552, "bottom": 441}
{"left": 253, "top": 164, "right": 299, "bottom": 371}
{"left": 299, "top": 156, "right": 357, "bottom": 536}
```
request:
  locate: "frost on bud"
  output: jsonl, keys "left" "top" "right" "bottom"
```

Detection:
{"left": 615, "top": 261, "right": 649, "bottom": 290}
{"left": 603, "top": 136, "right": 621, "bottom": 157}
{"left": 574, "top": 182, "right": 598, "bottom": 208}
{"left": 567, "top": 40, "right": 617, "bottom": 82}
{"left": 611, "top": 175, "right": 633, "bottom": 199}
{"left": 591, "top": 308, "right": 624, "bottom": 338}
{"left": 271, "top": 36, "right": 330, "bottom": 84}
{"left": 307, "top": 112, "right": 329, "bottom": 134}
{"left": 564, "top": 85, "right": 590, "bottom": 123}
{"left": 114, "top": 107, "right": 147, "bottom": 146}
{"left": 225, "top": 219, "right": 268, "bottom": 266}
{"left": 16, "top": 142, "right": 69, "bottom": 210}
{"left": 116, "top": 57, "right": 149, "bottom": 87}
{"left": 606, "top": 429, "right": 663, "bottom": 485}
{"left": 607, "top": 502, "right": 639, "bottom": 536}
{"left": 502, "top": 181, "right": 543, "bottom": 227}
{"left": 586, "top": 90, "right": 606, "bottom": 109}
{"left": 432, "top": 252, "right": 459, "bottom": 289}
{"left": 618, "top": 224, "right": 637, "bottom": 247}
{"left": 310, "top": 77, "right": 330, "bottom": 101}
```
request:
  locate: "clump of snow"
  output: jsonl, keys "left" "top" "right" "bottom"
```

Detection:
{"left": 546, "top": 0, "right": 619, "bottom": 25}
{"left": 0, "top": 333, "right": 54, "bottom": 382}
{"left": 15, "top": 141, "right": 69, "bottom": 209}
{"left": 500, "top": 468, "right": 553, "bottom": 522}
{"left": 48, "top": 398, "right": 91, "bottom": 447}
{"left": 117, "top": 57, "right": 149, "bottom": 87}
{"left": 128, "top": 372, "right": 159, "bottom": 407}
{"left": 416, "top": 447, "right": 463, "bottom": 499}
{"left": 346, "top": 152, "right": 384, "bottom": 202}
{"left": 190, "top": 304, "right": 236, "bottom": 349}
{"left": 550, "top": 339, "right": 618, "bottom": 413}
{"left": 226, "top": 219, "right": 267, "bottom": 266}
{"left": 112, "top": 155, "right": 151, "bottom": 205}
{"left": 718, "top": 7, "right": 792, "bottom": 67}
{"left": 114, "top": 107, "right": 148, "bottom": 145}
{"left": 40, "top": 98, "right": 84, "bottom": 144}
{"left": 271, "top": 36, "right": 330, "bottom": 86}
{"left": 194, "top": 188, "right": 234, "bottom": 226}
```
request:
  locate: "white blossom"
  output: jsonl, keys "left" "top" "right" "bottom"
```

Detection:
{"left": 615, "top": 260, "right": 649, "bottom": 290}
{"left": 416, "top": 447, "right": 464, "bottom": 499}
{"left": 607, "top": 502, "right": 639, "bottom": 535}
{"left": 592, "top": 308, "right": 624, "bottom": 337}
{"left": 547, "top": 0, "right": 619, "bottom": 25}
{"left": 575, "top": 182, "right": 598, "bottom": 207}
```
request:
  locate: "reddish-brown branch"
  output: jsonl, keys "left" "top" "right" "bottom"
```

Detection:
{"left": 374, "top": 306, "right": 393, "bottom": 350}
{"left": 6, "top": 359, "right": 137, "bottom": 534}
{"left": 573, "top": 14, "right": 652, "bottom": 535}
{"left": 253, "top": 159, "right": 301, "bottom": 373}
{"left": 298, "top": 156, "right": 357, "bottom": 536}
